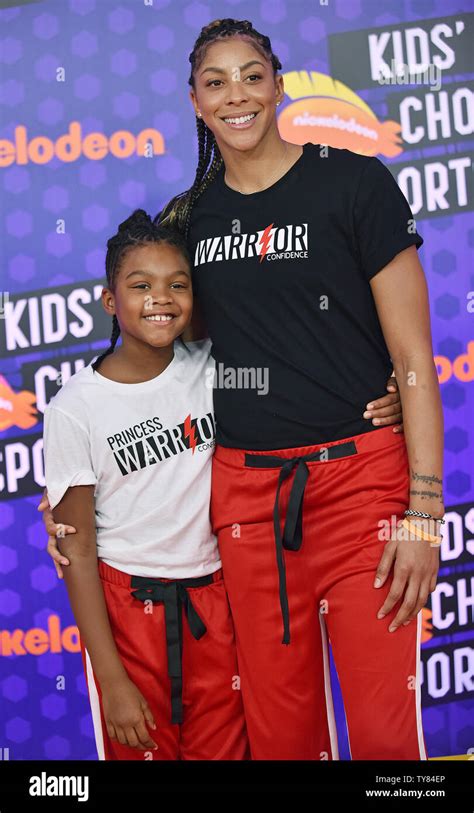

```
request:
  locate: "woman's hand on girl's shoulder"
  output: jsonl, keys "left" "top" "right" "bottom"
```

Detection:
{"left": 363, "top": 374, "right": 404, "bottom": 433}
{"left": 38, "top": 487, "right": 75, "bottom": 578}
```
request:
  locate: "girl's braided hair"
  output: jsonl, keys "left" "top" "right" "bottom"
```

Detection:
{"left": 92, "top": 208, "right": 191, "bottom": 373}
{"left": 153, "top": 18, "right": 282, "bottom": 242}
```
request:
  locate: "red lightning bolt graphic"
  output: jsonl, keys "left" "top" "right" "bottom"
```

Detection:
{"left": 258, "top": 223, "right": 274, "bottom": 263}
{"left": 183, "top": 413, "right": 197, "bottom": 454}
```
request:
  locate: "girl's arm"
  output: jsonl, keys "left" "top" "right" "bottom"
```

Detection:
{"left": 54, "top": 484, "right": 126, "bottom": 685}
{"left": 369, "top": 244, "right": 443, "bottom": 631}
{"left": 53, "top": 484, "right": 158, "bottom": 751}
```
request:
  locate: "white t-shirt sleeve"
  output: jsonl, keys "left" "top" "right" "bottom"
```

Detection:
{"left": 43, "top": 405, "right": 97, "bottom": 510}
{"left": 183, "top": 336, "right": 213, "bottom": 358}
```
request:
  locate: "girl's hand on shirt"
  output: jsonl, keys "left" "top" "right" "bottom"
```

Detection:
{"left": 363, "top": 375, "right": 404, "bottom": 433}
{"left": 37, "top": 487, "right": 75, "bottom": 578}
{"left": 101, "top": 677, "right": 158, "bottom": 752}
{"left": 373, "top": 520, "right": 440, "bottom": 632}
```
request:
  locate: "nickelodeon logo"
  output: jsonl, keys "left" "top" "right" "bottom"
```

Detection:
{"left": 278, "top": 70, "right": 403, "bottom": 157}
{"left": 0, "top": 122, "right": 165, "bottom": 167}
{"left": 435, "top": 341, "right": 474, "bottom": 383}
{"left": 0, "top": 615, "right": 80, "bottom": 656}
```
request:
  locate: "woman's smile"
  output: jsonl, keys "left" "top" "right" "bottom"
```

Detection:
{"left": 221, "top": 111, "right": 259, "bottom": 129}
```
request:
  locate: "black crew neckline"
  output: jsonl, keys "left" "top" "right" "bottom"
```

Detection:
{"left": 218, "top": 142, "right": 312, "bottom": 200}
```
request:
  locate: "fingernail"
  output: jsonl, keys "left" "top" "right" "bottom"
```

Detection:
{"left": 377, "top": 611, "right": 385, "bottom": 618}
{"left": 374, "top": 578, "right": 381, "bottom": 588}
{"left": 373, "top": 418, "right": 380, "bottom": 425}
{"left": 403, "top": 620, "right": 410, "bottom": 626}
{"left": 363, "top": 411, "right": 372, "bottom": 418}
{"left": 389, "top": 626, "right": 396, "bottom": 632}
{"left": 366, "top": 403, "right": 374, "bottom": 410}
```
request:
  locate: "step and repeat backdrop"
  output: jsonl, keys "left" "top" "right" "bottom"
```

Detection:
{"left": 0, "top": 0, "right": 473, "bottom": 760}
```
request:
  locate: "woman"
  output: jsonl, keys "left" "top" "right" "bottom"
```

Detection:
{"left": 41, "top": 18, "right": 443, "bottom": 760}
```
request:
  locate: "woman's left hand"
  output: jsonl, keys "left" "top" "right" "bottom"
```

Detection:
{"left": 363, "top": 375, "right": 403, "bottom": 433}
{"left": 374, "top": 522, "right": 440, "bottom": 632}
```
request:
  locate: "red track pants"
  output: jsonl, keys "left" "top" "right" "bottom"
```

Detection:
{"left": 211, "top": 426, "right": 429, "bottom": 761}
{"left": 80, "top": 561, "right": 249, "bottom": 760}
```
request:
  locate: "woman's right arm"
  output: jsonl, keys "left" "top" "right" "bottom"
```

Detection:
{"left": 53, "top": 484, "right": 158, "bottom": 751}
{"left": 38, "top": 488, "right": 74, "bottom": 577}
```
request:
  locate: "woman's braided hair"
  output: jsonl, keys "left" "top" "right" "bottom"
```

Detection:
{"left": 92, "top": 208, "right": 191, "bottom": 373}
{"left": 154, "top": 18, "right": 282, "bottom": 242}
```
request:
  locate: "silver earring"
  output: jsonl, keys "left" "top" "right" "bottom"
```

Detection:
{"left": 197, "top": 111, "right": 202, "bottom": 117}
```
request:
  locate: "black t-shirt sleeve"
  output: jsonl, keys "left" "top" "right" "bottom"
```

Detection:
{"left": 353, "top": 156, "right": 424, "bottom": 281}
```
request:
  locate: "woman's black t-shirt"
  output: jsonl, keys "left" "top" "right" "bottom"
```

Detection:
{"left": 187, "top": 142, "right": 424, "bottom": 450}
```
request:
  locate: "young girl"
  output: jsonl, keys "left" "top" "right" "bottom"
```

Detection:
{"left": 42, "top": 208, "right": 248, "bottom": 760}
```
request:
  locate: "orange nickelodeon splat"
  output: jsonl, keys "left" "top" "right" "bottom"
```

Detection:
{"left": 279, "top": 71, "right": 403, "bottom": 157}
{"left": 0, "top": 375, "right": 38, "bottom": 431}
{"left": 421, "top": 607, "right": 434, "bottom": 644}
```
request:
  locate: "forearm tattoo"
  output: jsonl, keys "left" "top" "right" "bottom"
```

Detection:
{"left": 411, "top": 471, "right": 442, "bottom": 485}
{"left": 410, "top": 469, "right": 443, "bottom": 503}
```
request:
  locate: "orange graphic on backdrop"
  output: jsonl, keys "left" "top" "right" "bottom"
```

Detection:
{"left": 421, "top": 607, "right": 434, "bottom": 643}
{"left": 278, "top": 71, "right": 403, "bottom": 157}
{"left": 0, "top": 375, "right": 38, "bottom": 431}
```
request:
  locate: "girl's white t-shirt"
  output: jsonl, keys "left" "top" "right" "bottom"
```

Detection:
{"left": 42, "top": 338, "right": 221, "bottom": 579}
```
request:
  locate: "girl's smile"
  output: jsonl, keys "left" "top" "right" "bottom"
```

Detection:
{"left": 144, "top": 313, "right": 175, "bottom": 319}
{"left": 143, "top": 312, "right": 177, "bottom": 325}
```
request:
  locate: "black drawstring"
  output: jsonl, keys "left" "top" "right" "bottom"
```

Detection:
{"left": 245, "top": 440, "right": 358, "bottom": 645}
{"left": 130, "top": 573, "right": 214, "bottom": 724}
